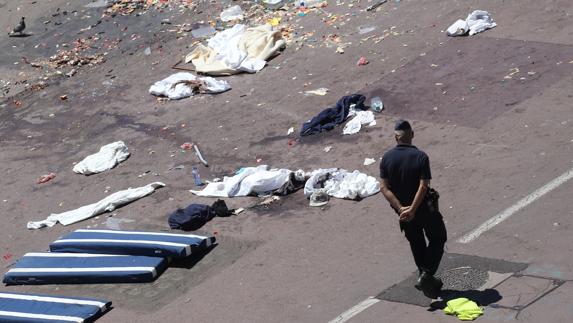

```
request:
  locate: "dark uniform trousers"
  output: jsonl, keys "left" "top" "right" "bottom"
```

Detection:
{"left": 400, "top": 208, "right": 447, "bottom": 276}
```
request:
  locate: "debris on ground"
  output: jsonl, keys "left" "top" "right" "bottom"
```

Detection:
{"left": 149, "top": 72, "right": 231, "bottom": 99}
{"left": 37, "top": 173, "right": 56, "bottom": 184}
{"left": 447, "top": 10, "right": 496, "bottom": 37}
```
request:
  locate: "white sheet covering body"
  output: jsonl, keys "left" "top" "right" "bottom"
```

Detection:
{"left": 149, "top": 72, "right": 231, "bottom": 100}
{"left": 185, "top": 24, "right": 286, "bottom": 75}
{"left": 304, "top": 168, "right": 380, "bottom": 199}
{"left": 73, "top": 141, "right": 130, "bottom": 175}
{"left": 190, "top": 165, "right": 292, "bottom": 197}
{"left": 27, "top": 182, "right": 165, "bottom": 229}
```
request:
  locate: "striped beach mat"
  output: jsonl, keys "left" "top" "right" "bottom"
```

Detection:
{"left": 3, "top": 253, "right": 168, "bottom": 285}
{"left": 0, "top": 292, "right": 110, "bottom": 322}
{"left": 50, "top": 229, "right": 216, "bottom": 258}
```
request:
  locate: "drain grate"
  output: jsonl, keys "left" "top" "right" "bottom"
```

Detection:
{"left": 438, "top": 266, "right": 489, "bottom": 291}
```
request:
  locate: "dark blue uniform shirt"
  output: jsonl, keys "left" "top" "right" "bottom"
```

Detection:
{"left": 380, "top": 144, "right": 431, "bottom": 206}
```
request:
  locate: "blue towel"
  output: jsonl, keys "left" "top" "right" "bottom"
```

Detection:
{"left": 50, "top": 229, "right": 216, "bottom": 258}
{"left": 3, "top": 252, "right": 168, "bottom": 285}
{"left": 0, "top": 292, "right": 110, "bottom": 323}
{"left": 300, "top": 94, "right": 366, "bottom": 136}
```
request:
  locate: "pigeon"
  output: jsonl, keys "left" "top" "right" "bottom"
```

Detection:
{"left": 12, "top": 17, "right": 26, "bottom": 35}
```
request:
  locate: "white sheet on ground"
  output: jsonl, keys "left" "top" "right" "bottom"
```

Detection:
{"left": 304, "top": 168, "right": 380, "bottom": 199}
{"left": 149, "top": 72, "right": 231, "bottom": 100}
{"left": 190, "top": 165, "right": 292, "bottom": 197}
{"left": 27, "top": 182, "right": 165, "bottom": 229}
{"left": 343, "top": 110, "right": 376, "bottom": 135}
{"left": 185, "top": 24, "right": 286, "bottom": 75}
{"left": 447, "top": 10, "right": 496, "bottom": 36}
{"left": 73, "top": 141, "right": 130, "bottom": 175}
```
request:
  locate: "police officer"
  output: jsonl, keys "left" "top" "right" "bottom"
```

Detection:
{"left": 379, "top": 119, "right": 447, "bottom": 298}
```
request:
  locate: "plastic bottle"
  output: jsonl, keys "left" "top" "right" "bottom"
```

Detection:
{"left": 370, "top": 96, "right": 384, "bottom": 112}
{"left": 192, "top": 167, "right": 204, "bottom": 186}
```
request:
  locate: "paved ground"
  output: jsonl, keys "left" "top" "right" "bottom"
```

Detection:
{"left": 1, "top": 0, "right": 573, "bottom": 322}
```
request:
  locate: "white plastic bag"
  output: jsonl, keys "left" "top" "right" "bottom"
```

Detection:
{"left": 220, "top": 5, "right": 244, "bottom": 22}
{"left": 447, "top": 10, "right": 496, "bottom": 37}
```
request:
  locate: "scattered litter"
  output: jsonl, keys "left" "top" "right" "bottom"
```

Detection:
{"left": 309, "top": 189, "right": 329, "bottom": 207}
{"left": 357, "top": 57, "right": 369, "bottom": 66}
{"left": 358, "top": 26, "right": 376, "bottom": 34}
{"left": 220, "top": 5, "right": 244, "bottom": 22}
{"left": 336, "top": 46, "right": 345, "bottom": 54}
{"left": 59, "top": 95, "right": 68, "bottom": 101}
{"left": 37, "top": 173, "right": 56, "bottom": 184}
{"left": 194, "top": 144, "right": 209, "bottom": 167}
{"left": 447, "top": 10, "right": 496, "bottom": 37}
{"left": 186, "top": 24, "right": 285, "bottom": 75}
{"left": 143, "top": 47, "right": 151, "bottom": 56}
{"left": 233, "top": 208, "right": 245, "bottom": 215}
{"left": 27, "top": 182, "right": 165, "bottom": 229}
{"left": 323, "top": 146, "right": 333, "bottom": 152}
{"left": 73, "top": 141, "right": 130, "bottom": 175}
{"left": 305, "top": 87, "right": 329, "bottom": 96}
{"left": 287, "top": 127, "right": 295, "bottom": 135}
{"left": 370, "top": 96, "right": 384, "bottom": 112}
{"left": 191, "top": 25, "right": 217, "bottom": 38}
{"left": 149, "top": 72, "right": 231, "bottom": 100}
{"left": 366, "top": 0, "right": 388, "bottom": 11}
{"left": 181, "top": 142, "right": 193, "bottom": 150}
{"left": 363, "top": 158, "right": 376, "bottom": 166}
{"left": 304, "top": 168, "right": 380, "bottom": 200}
{"left": 192, "top": 166, "right": 204, "bottom": 186}
{"left": 263, "top": 0, "right": 286, "bottom": 10}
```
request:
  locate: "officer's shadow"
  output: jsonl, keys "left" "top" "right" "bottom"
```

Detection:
{"left": 428, "top": 288, "right": 502, "bottom": 311}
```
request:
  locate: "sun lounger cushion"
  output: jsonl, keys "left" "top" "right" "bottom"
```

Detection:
{"left": 3, "top": 252, "right": 167, "bottom": 285}
{"left": 49, "top": 229, "right": 215, "bottom": 258}
{"left": 0, "top": 292, "right": 110, "bottom": 323}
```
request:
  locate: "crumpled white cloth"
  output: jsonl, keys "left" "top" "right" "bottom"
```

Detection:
{"left": 27, "top": 182, "right": 165, "bottom": 229}
{"left": 447, "top": 10, "right": 497, "bottom": 36}
{"left": 190, "top": 165, "right": 293, "bottom": 197}
{"left": 304, "top": 168, "right": 380, "bottom": 200}
{"left": 343, "top": 110, "right": 376, "bottom": 135}
{"left": 73, "top": 141, "right": 130, "bottom": 175}
{"left": 149, "top": 72, "right": 231, "bottom": 100}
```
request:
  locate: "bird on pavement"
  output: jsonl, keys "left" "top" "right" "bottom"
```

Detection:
{"left": 12, "top": 17, "right": 26, "bottom": 35}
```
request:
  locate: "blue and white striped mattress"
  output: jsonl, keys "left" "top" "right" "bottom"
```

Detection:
{"left": 3, "top": 252, "right": 168, "bottom": 285}
{"left": 0, "top": 292, "right": 110, "bottom": 323}
{"left": 49, "top": 229, "right": 216, "bottom": 258}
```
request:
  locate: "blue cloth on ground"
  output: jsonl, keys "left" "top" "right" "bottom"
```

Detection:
{"left": 0, "top": 292, "right": 110, "bottom": 323}
{"left": 49, "top": 229, "right": 215, "bottom": 258}
{"left": 300, "top": 94, "right": 366, "bottom": 136}
{"left": 3, "top": 252, "right": 168, "bottom": 285}
{"left": 168, "top": 204, "right": 215, "bottom": 231}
